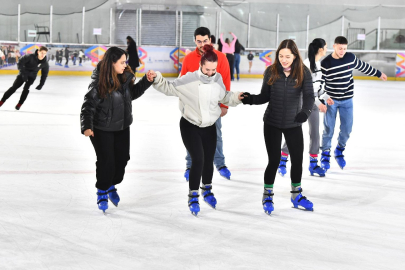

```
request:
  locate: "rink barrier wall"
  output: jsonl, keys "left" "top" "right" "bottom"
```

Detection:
{"left": 1, "top": 43, "right": 404, "bottom": 79}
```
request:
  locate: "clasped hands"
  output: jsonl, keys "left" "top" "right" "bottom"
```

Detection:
{"left": 146, "top": 70, "right": 157, "bottom": 82}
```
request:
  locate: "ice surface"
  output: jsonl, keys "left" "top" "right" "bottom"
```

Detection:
{"left": 0, "top": 75, "right": 404, "bottom": 269}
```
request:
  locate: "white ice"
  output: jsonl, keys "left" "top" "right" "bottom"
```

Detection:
{"left": 0, "top": 75, "right": 404, "bottom": 270}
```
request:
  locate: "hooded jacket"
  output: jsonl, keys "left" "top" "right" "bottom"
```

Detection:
{"left": 80, "top": 66, "right": 153, "bottom": 133}
{"left": 17, "top": 49, "right": 49, "bottom": 86}
{"left": 246, "top": 64, "right": 314, "bottom": 129}
{"left": 152, "top": 69, "right": 241, "bottom": 128}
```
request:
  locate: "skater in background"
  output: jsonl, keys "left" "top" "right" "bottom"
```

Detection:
{"left": 220, "top": 32, "right": 237, "bottom": 81}
{"left": 217, "top": 38, "right": 223, "bottom": 52}
{"left": 233, "top": 39, "right": 245, "bottom": 81}
{"left": 0, "top": 46, "right": 49, "bottom": 110}
{"left": 319, "top": 36, "right": 387, "bottom": 171}
{"left": 247, "top": 51, "right": 254, "bottom": 73}
{"left": 80, "top": 47, "right": 154, "bottom": 213}
{"left": 64, "top": 47, "right": 70, "bottom": 68}
{"left": 180, "top": 27, "right": 232, "bottom": 181}
{"left": 278, "top": 38, "right": 330, "bottom": 178}
{"left": 126, "top": 36, "right": 140, "bottom": 73}
{"left": 211, "top": 35, "right": 219, "bottom": 50}
{"left": 79, "top": 50, "right": 84, "bottom": 66}
{"left": 148, "top": 44, "right": 244, "bottom": 216}
{"left": 241, "top": 39, "right": 314, "bottom": 215}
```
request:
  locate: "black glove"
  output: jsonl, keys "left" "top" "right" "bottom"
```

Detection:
{"left": 294, "top": 111, "right": 308, "bottom": 123}
{"left": 35, "top": 85, "right": 43, "bottom": 90}
{"left": 241, "top": 92, "right": 252, "bottom": 105}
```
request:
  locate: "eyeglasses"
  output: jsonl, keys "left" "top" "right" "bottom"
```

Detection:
{"left": 196, "top": 39, "right": 210, "bottom": 45}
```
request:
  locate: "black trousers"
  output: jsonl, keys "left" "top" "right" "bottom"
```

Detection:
{"left": 226, "top": 54, "right": 235, "bottom": 80}
{"left": 264, "top": 124, "right": 304, "bottom": 185}
{"left": 1, "top": 75, "right": 35, "bottom": 104}
{"left": 180, "top": 117, "right": 217, "bottom": 191}
{"left": 90, "top": 127, "right": 130, "bottom": 190}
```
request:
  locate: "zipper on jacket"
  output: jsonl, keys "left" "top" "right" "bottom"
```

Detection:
{"left": 281, "top": 77, "right": 287, "bottom": 128}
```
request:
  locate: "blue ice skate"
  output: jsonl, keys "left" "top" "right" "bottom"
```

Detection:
{"left": 334, "top": 145, "right": 346, "bottom": 169}
{"left": 291, "top": 187, "right": 313, "bottom": 211}
{"left": 277, "top": 156, "right": 288, "bottom": 177}
{"left": 184, "top": 168, "right": 190, "bottom": 182}
{"left": 309, "top": 157, "right": 326, "bottom": 177}
{"left": 320, "top": 150, "right": 331, "bottom": 172}
{"left": 188, "top": 191, "right": 200, "bottom": 216}
{"left": 262, "top": 189, "right": 274, "bottom": 215}
{"left": 107, "top": 185, "right": 120, "bottom": 207}
{"left": 218, "top": 166, "right": 231, "bottom": 180}
{"left": 97, "top": 189, "right": 109, "bottom": 213}
{"left": 200, "top": 184, "right": 217, "bottom": 209}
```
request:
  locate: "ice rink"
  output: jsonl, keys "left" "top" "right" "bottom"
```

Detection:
{"left": 0, "top": 75, "right": 404, "bottom": 269}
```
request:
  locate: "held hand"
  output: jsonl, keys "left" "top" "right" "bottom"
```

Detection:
{"left": 294, "top": 111, "right": 308, "bottom": 123}
{"left": 326, "top": 98, "right": 334, "bottom": 106}
{"left": 220, "top": 107, "right": 228, "bottom": 117}
{"left": 146, "top": 70, "right": 156, "bottom": 82}
{"left": 241, "top": 92, "right": 252, "bottom": 105}
{"left": 318, "top": 103, "right": 327, "bottom": 113}
{"left": 84, "top": 129, "right": 94, "bottom": 137}
{"left": 229, "top": 32, "right": 232, "bottom": 34}
{"left": 238, "top": 92, "right": 245, "bottom": 100}
{"left": 35, "top": 85, "right": 43, "bottom": 90}
{"left": 380, "top": 73, "right": 387, "bottom": 81}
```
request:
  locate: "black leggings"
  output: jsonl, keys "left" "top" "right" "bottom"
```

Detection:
{"left": 180, "top": 117, "right": 217, "bottom": 191}
{"left": 226, "top": 54, "right": 235, "bottom": 80}
{"left": 1, "top": 75, "right": 35, "bottom": 104}
{"left": 264, "top": 124, "right": 304, "bottom": 185}
{"left": 90, "top": 127, "right": 130, "bottom": 190}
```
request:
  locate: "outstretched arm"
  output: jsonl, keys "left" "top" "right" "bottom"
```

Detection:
{"left": 354, "top": 56, "right": 387, "bottom": 80}
{"left": 152, "top": 71, "right": 181, "bottom": 97}
{"left": 130, "top": 75, "right": 153, "bottom": 100}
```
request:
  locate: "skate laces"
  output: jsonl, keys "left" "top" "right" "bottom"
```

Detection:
{"left": 188, "top": 193, "right": 200, "bottom": 206}
{"left": 290, "top": 188, "right": 308, "bottom": 202}
{"left": 97, "top": 191, "right": 108, "bottom": 204}
{"left": 200, "top": 185, "right": 215, "bottom": 198}
{"left": 262, "top": 191, "right": 274, "bottom": 204}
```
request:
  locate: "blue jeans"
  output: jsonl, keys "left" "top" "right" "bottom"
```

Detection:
{"left": 186, "top": 117, "right": 225, "bottom": 170}
{"left": 234, "top": 53, "right": 240, "bottom": 79}
{"left": 321, "top": 98, "right": 353, "bottom": 151}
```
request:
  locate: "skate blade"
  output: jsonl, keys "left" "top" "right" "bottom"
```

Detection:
{"left": 191, "top": 212, "right": 199, "bottom": 217}
{"left": 278, "top": 172, "right": 286, "bottom": 177}
{"left": 204, "top": 201, "right": 217, "bottom": 209}
{"left": 292, "top": 206, "right": 314, "bottom": 212}
{"left": 108, "top": 198, "right": 119, "bottom": 207}
{"left": 264, "top": 210, "right": 272, "bottom": 215}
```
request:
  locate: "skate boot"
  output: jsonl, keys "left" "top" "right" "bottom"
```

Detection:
{"left": 107, "top": 185, "right": 120, "bottom": 207}
{"left": 97, "top": 189, "right": 109, "bottom": 213}
{"left": 0, "top": 101, "right": 4, "bottom": 107}
{"left": 309, "top": 156, "right": 326, "bottom": 177}
{"left": 15, "top": 103, "right": 22, "bottom": 110}
{"left": 184, "top": 168, "right": 190, "bottom": 182}
{"left": 334, "top": 145, "right": 346, "bottom": 169}
{"left": 278, "top": 155, "right": 288, "bottom": 177}
{"left": 320, "top": 150, "right": 331, "bottom": 172}
{"left": 64, "top": 64, "right": 69, "bottom": 68}
{"left": 291, "top": 186, "right": 313, "bottom": 211}
{"left": 262, "top": 188, "right": 274, "bottom": 215}
{"left": 200, "top": 184, "right": 217, "bottom": 209}
{"left": 218, "top": 166, "right": 231, "bottom": 180}
{"left": 188, "top": 190, "right": 200, "bottom": 216}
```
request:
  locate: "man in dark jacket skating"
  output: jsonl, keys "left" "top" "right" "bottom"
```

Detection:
{"left": 0, "top": 46, "right": 49, "bottom": 110}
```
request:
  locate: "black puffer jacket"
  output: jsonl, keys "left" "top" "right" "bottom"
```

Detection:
{"left": 80, "top": 67, "right": 153, "bottom": 133}
{"left": 17, "top": 49, "right": 49, "bottom": 85}
{"left": 246, "top": 64, "right": 314, "bottom": 129}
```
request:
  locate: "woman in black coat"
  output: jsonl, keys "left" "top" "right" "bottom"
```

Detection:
{"left": 126, "top": 36, "right": 140, "bottom": 72}
{"left": 80, "top": 47, "right": 153, "bottom": 213}
{"left": 242, "top": 39, "right": 315, "bottom": 215}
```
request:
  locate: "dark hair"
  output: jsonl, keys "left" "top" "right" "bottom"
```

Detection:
{"left": 210, "top": 35, "right": 216, "bottom": 44}
{"left": 200, "top": 44, "right": 218, "bottom": 66}
{"left": 225, "top": 38, "right": 230, "bottom": 45}
{"left": 268, "top": 39, "right": 304, "bottom": 88}
{"left": 39, "top": 46, "right": 48, "bottom": 52}
{"left": 127, "top": 36, "right": 136, "bottom": 44}
{"left": 194, "top": 27, "right": 211, "bottom": 39}
{"left": 308, "top": 38, "right": 326, "bottom": 73}
{"left": 98, "top": 47, "right": 134, "bottom": 99}
{"left": 334, "top": 36, "right": 348, "bottom": 45}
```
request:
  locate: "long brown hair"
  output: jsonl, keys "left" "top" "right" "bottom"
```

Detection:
{"left": 267, "top": 39, "right": 304, "bottom": 88}
{"left": 98, "top": 47, "right": 134, "bottom": 98}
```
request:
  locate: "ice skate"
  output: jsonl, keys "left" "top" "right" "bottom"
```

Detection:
{"left": 107, "top": 185, "right": 120, "bottom": 207}
{"left": 188, "top": 191, "right": 200, "bottom": 216}
{"left": 278, "top": 155, "right": 288, "bottom": 177}
{"left": 15, "top": 103, "right": 22, "bottom": 110}
{"left": 97, "top": 189, "right": 109, "bottom": 213}
{"left": 334, "top": 145, "right": 346, "bottom": 169}
{"left": 218, "top": 166, "right": 231, "bottom": 180}
{"left": 291, "top": 186, "right": 313, "bottom": 211}
{"left": 184, "top": 168, "right": 190, "bottom": 182}
{"left": 309, "top": 156, "right": 326, "bottom": 177}
{"left": 200, "top": 184, "right": 217, "bottom": 209}
{"left": 320, "top": 150, "right": 331, "bottom": 172}
{"left": 262, "top": 188, "right": 274, "bottom": 215}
